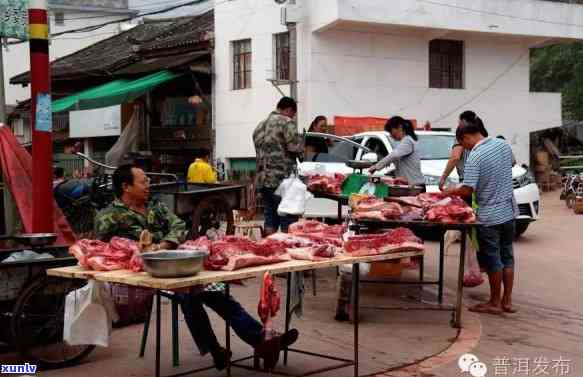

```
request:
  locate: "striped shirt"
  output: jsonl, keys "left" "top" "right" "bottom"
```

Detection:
{"left": 462, "top": 137, "right": 517, "bottom": 226}
{"left": 374, "top": 136, "right": 426, "bottom": 185}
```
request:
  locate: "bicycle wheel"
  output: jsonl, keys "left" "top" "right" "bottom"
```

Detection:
{"left": 11, "top": 276, "right": 95, "bottom": 370}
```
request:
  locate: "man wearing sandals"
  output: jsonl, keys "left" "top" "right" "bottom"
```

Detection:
{"left": 444, "top": 123, "right": 518, "bottom": 315}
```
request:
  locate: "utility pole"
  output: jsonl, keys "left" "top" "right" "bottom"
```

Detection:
{"left": 29, "top": 0, "right": 54, "bottom": 233}
{"left": 0, "top": 41, "right": 6, "bottom": 124}
{"left": 287, "top": 22, "right": 297, "bottom": 100}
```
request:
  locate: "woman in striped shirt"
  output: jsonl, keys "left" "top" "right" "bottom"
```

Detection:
{"left": 439, "top": 111, "right": 489, "bottom": 191}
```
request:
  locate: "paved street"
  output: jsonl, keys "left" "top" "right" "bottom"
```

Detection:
{"left": 1, "top": 191, "right": 580, "bottom": 377}
{"left": 411, "top": 191, "right": 583, "bottom": 377}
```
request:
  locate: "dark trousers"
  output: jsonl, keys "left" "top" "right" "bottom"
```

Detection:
{"left": 260, "top": 187, "right": 299, "bottom": 233}
{"left": 178, "top": 290, "right": 264, "bottom": 355}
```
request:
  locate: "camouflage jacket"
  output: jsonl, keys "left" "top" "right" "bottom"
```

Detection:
{"left": 94, "top": 199, "right": 187, "bottom": 246}
{"left": 253, "top": 111, "right": 303, "bottom": 189}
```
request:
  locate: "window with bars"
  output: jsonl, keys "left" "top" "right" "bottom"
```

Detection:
{"left": 232, "top": 39, "right": 252, "bottom": 90}
{"left": 274, "top": 32, "right": 290, "bottom": 81}
{"left": 54, "top": 12, "right": 65, "bottom": 26}
{"left": 429, "top": 39, "right": 464, "bottom": 89}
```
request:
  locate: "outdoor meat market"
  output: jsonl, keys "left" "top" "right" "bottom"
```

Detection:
{"left": 1, "top": 1, "right": 582, "bottom": 377}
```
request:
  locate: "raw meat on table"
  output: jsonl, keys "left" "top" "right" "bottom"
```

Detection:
{"left": 179, "top": 237, "right": 211, "bottom": 252}
{"left": 351, "top": 196, "right": 387, "bottom": 212}
{"left": 287, "top": 245, "right": 338, "bottom": 261}
{"left": 385, "top": 196, "right": 423, "bottom": 208}
{"left": 351, "top": 196, "right": 404, "bottom": 221}
{"left": 70, "top": 237, "right": 142, "bottom": 271}
{"left": 266, "top": 233, "right": 315, "bottom": 248}
{"left": 400, "top": 206, "right": 425, "bottom": 221}
{"left": 201, "top": 235, "right": 291, "bottom": 271}
{"left": 380, "top": 177, "right": 409, "bottom": 186}
{"left": 258, "top": 272, "right": 281, "bottom": 341}
{"left": 289, "top": 220, "right": 329, "bottom": 234}
{"left": 380, "top": 203, "right": 405, "bottom": 219}
{"left": 288, "top": 220, "right": 345, "bottom": 247}
{"left": 306, "top": 173, "right": 346, "bottom": 194}
{"left": 352, "top": 210, "right": 386, "bottom": 222}
{"left": 424, "top": 196, "right": 476, "bottom": 224}
{"left": 344, "top": 228, "right": 424, "bottom": 256}
{"left": 417, "top": 192, "right": 447, "bottom": 207}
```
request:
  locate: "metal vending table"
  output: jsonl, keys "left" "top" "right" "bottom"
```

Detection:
{"left": 48, "top": 250, "right": 423, "bottom": 377}
{"left": 350, "top": 218, "right": 480, "bottom": 328}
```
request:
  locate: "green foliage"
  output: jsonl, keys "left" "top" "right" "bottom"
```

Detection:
{"left": 530, "top": 43, "right": 583, "bottom": 121}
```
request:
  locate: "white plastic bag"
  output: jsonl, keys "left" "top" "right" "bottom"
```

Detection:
{"left": 463, "top": 237, "right": 484, "bottom": 288}
{"left": 359, "top": 182, "right": 377, "bottom": 196}
{"left": 339, "top": 263, "right": 371, "bottom": 277}
{"left": 63, "top": 281, "right": 119, "bottom": 347}
{"left": 105, "top": 110, "right": 140, "bottom": 167}
{"left": 276, "top": 176, "right": 314, "bottom": 216}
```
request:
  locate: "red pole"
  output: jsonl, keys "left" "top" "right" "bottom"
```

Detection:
{"left": 29, "top": 0, "right": 53, "bottom": 233}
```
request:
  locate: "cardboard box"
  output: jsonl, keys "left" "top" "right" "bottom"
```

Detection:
{"left": 369, "top": 260, "right": 403, "bottom": 278}
{"left": 574, "top": 197, "right": 583, "bottom": 214}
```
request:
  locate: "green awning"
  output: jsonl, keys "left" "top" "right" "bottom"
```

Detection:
{"left": 52, "top": 70, "right": 182, "bottom": 113}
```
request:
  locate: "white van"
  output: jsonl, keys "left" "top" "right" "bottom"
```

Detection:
{"left": 298, "top": 131, "right": 540, "bottom": 236}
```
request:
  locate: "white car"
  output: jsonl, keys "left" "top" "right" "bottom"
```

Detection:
{"left": 299, "top": 131, "right": 540, "bottom": 236}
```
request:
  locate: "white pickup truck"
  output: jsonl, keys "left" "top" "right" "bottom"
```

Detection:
{"left": 298, "top": 131, "right": 540, "bottom": 237}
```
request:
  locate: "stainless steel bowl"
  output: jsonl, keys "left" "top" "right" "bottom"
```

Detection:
{"left": 141, "top": 250, "right": 208, "bottom": 278}
{"left": 15, "top": 233, "right": 58, "bottom": 247}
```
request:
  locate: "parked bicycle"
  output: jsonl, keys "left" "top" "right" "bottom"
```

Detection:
{"left": 561, "top": 173, "right": 583, "bottom": 208}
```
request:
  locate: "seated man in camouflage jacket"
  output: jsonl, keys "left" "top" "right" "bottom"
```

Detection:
{"left": 95, "top": 164, "right": 298, "bottom": 370}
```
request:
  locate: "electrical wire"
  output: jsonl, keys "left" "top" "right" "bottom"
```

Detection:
{"left": 417, "top": 0, "right": 583, "bottom": 29}
{"left": 6, "top": 0, "right": 216, "bottom": 45}
{"left": 60, "top": 0, "right": 213, "bottom": 22}
{"left": 430, "top": 50, "right": 530, "bottom": 123}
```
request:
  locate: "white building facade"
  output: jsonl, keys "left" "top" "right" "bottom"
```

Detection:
{"left": 4, "top": 0, "right": 135, "bottom": 106}
{"left": 214, "top": 0, "right": 583, "bottom": 167}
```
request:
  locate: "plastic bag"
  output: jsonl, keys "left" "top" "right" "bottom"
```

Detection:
{"left": 339, "top": 263, "right": 371, "bottom": 276}
{"left": 1, "top": 250, "right": 54, "bottom": 263}
{"left": 463, "top": 236, "right": 484, "bottom": 288}
{"left": 105, "top": 110, "right": 140, "bottom": 167}
{"left": 64, "top": 281, "right": 119, "bottom": 347}
{"left": 276, "top": 176, "right": 313, "bottom": 216}
{"left": 359, "top": 182, "right": 377, "bottom": 196}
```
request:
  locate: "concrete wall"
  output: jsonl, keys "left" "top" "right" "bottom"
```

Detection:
{"left": 214, "top": 0, "right": 563, "bottom": 166}
{"left": 315, "top": 0, "right": 583, "bottom": 40}
{"left": 4, "top": 11, "right": 129, "bottom": 106}
{"left": 214, "top": 0, "right": 291, "bottom": 160}
{"left": 50, "top": 0, "right": 129, "bottom": 10}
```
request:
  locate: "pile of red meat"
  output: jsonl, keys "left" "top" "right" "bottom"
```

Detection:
{"left": 380, "top": 177, "right": 409, "bottom": 186}
{"left": 181, "top": 236, "right": 292, "bottom": 271}
{"left": 351, "top": 196, "right": 410, "bottom": 221}
{"left": 306, "top": 173, "right": 346, "bottom": 195}
{"left": 70, "top": 237, "right": 144, "bottom": 272}
{"left": 344, "top": 228, "right": 424, "bottom": 257}
{"left": 352, "top": 193, "right": 475, "bottom": 224}
{"left": 258, "top": 272, "right": 280, "bottom": 326}
{"left": 419, "top": 193, "right": 476, "bottom": 224}
{"left": 274, "top": 220, "right": 344, "bottom": 261}
{"left": 182, "top": 220, "right": 345, "bottom": 270}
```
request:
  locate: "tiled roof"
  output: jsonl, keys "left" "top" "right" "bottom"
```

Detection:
{"left": 10, "top": 10, "right": 213, "bottom": 85}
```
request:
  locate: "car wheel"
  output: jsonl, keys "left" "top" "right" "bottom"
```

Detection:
{"left": 515, "top": 222, "right": 529, "bottom": 238}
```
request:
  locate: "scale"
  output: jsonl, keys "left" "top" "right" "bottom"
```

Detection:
{"left": 345, "top": 160, "right": 374, "bottom": 174}
{"left": 0, "top": 233, "right": 58, "bottom": 249}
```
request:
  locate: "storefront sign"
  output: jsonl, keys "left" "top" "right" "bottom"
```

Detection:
{"left": 69, "top": 105, "right": 121, "bottom": 138}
